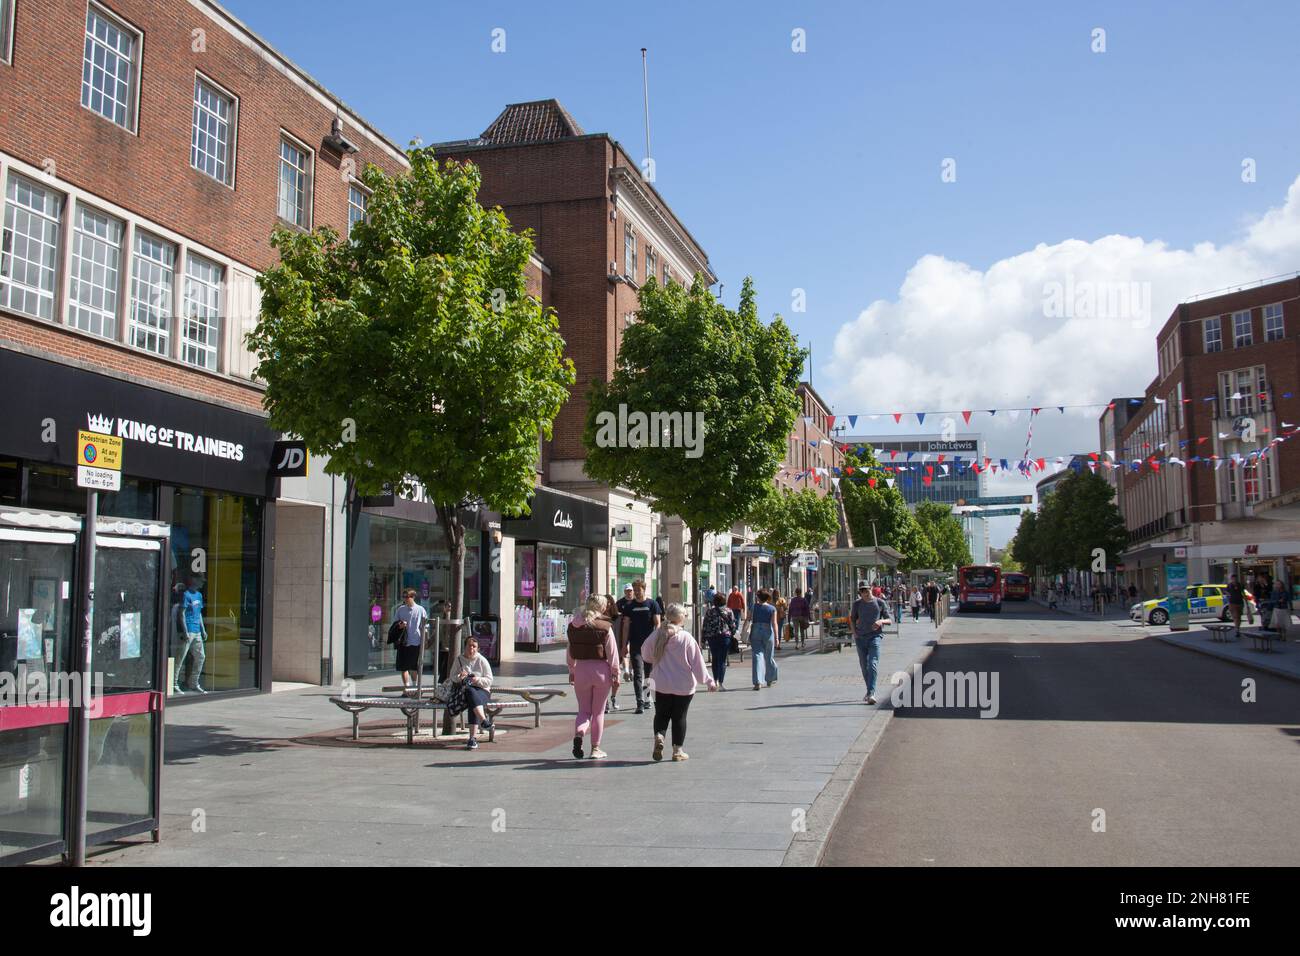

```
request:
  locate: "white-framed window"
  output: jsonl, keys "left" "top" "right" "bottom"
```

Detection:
{"left": 1264, "top": 303, "right": 1284, "bottom": 342}
{"left": 130, "top": 231, "right": 174, "bottom": 356}
{"left": 67, "top": 203, "right": 124, "bottom": 339}
{"left": 182, "top": 253, "right": 222, "bottom": 370}
{"left": 81, "top": 3, "right": 140, "bottom": 131}
{"left": 623, "top": 222, "right": 636, "bottom": 280}
{"left": 347, "top": 183, "right": 369, "bottom": 236}
{"left": 1175, "top": 381, "right": 1184, "bottom": 430}
{"left": 1, "top": 0, "right": 16, "bottom": 64}
{"left": 1, "top": 174, "right": 63, "bottom": 320}
{"left": 663, "top": 264, "right": 670, "bottom": 286}
{"left": 1219, "top": 366, "right": 1268, "bottom": 417}
{"left": 1203, "top": 316, "right": 1221, "bottom": 353}
{"left": 277, "top": 134, "right": 312, "bottom": 228}
{"left": 1233, "top": 309, "right": 1252, "bottom": 348}
{"left": 645, "top": 246, "right": 657, "bottom": 284}
{"left": 191, "top": 74, "right": 237, "bottom": 186}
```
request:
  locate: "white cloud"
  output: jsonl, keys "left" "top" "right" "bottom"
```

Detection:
{"left": 825, "top": 174, "right": 1300, "bottom": 544}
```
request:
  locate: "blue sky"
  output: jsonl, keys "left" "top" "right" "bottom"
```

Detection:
{"left": 226, "top": 0, "right": 1300, "bottom": 542}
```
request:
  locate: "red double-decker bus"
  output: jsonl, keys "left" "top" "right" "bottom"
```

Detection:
{"left": 1002, "top": 572, "right": 1031, "bottom": 601}
{"left": 958, "top": 565, "right": 1002, "bottom": 612}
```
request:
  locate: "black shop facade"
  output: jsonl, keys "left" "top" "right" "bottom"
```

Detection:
{"left": 0, "top": 348, "right": 280, "bottom": 700}
{"left": 503, "top": 487, "right": 606, "bottom": 652}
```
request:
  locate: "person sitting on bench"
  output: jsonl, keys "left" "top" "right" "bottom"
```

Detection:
{"left": 445, "top": 637, "right": 494, "bottom": 750}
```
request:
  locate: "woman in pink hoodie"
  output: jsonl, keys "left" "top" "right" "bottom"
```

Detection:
{"left": 638, "top": 602, "right": 717, "bottom": 761}
{"left": 567, "top": 595, "right": 621, "bottom": 759}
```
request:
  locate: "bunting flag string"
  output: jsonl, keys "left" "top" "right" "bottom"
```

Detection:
{"left": 823, "top": 393, "right": 1296, "bottom": 426}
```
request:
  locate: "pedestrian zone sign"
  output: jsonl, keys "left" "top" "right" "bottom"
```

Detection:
{"left": 77, "top": 430, "right": 123, "bottom": 491}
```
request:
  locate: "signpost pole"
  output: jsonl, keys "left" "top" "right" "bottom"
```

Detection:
{"left": 70, "top": 489, "right": 97, "bottom": 867}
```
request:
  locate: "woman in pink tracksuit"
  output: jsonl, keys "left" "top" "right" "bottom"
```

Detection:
{"left": 567, "top": 595, "right": 621, "bottom": 759}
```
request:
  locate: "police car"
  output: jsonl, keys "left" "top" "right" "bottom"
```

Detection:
{"left": 1129, "top": 584, "right": 1256, "bottom": 625}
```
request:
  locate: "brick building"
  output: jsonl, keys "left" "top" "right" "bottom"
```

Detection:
{"left": 1113, "top": 274, "right": 1300, "bottom": 597}
{"left": 435, "top": 101, "right": 725, "bottom": 612}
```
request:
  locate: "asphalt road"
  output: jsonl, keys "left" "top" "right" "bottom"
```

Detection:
{"left": 822, "top": 600, "right": 1300, "bottom": 866}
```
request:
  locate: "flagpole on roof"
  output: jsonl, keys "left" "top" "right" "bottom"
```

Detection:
{"left": 641, "top": 48, "right": 652, "bottom": 177}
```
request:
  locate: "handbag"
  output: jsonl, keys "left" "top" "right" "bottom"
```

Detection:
{"left": 387, "top": 619, "right": 405, "bottom": 646}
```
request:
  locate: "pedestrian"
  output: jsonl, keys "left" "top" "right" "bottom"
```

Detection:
{"left": 910, "top": 586, "right": 922, "bottom": 621}
{"left": 703, "top": 582, "right": 717, "bottom": 610}
{"left": 639, "top": 602, "right": 717, "bottom": 761}
{"left": 773, "top": 589, "right": 788, "bottom": 650}
{"left": 1127, "top": 583, "right": 1137, "bottom": 604}
{"left": 1048, "top": 583, "right": 1058, "bottom": 609}
{"left": 925, "top": 581, "right": 939, "bottom": 619}
{"left": 749, "top": 589, "right": 779, "bottom": 689}
{"left": 445, "top": 636, "right": 494, "bottom": 750}
{"left": 392, "top": 588, "right": 427, "bottom": 691}
{"left": 726, "top": 585, "right": 746, "bottom": 643}
{"left": 602, "top": 594, "right": 627, "bottom": 714}
{"left": 893, "top": 582, "right": 907, "bottom": 625}
{"left": 788, "top": 589, "right": 811, "bottom": 648}
{"left": 701, "top": 593, "right": 736, "bottom": 689}
{"left": 620, "top": 580, "right": 661, "bottom": 714}
{"left": 568, "top": 595, "right": 620, "bottom": 759}
{"left": 615, "top": 583, "right": 634, "bottom": 683}
{"left": 1227, "top": 575, "right": 1245, "bottom": 635}
{"left": 175, "top": 577, "right": 209, "bottom": 694}
{"left": 1269, "top": 579, "right": 1291, "bottom": 640}
{"left": 850, "top": 584, "right": 891, "bottom": 705}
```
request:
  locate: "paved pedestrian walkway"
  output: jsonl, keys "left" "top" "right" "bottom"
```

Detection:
{"left": 1159, "top": 626, "right": 1300, "bottom": 682}
{"left": 89, "top": 620, "right": 941, "bottom": 867}
{"left": 1030, "top": 596, "right": 1131, "bottom": 622}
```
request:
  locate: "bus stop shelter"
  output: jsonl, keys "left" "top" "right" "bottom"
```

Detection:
{"left": 816, "top": 545, "right": 904, "bottom": 640}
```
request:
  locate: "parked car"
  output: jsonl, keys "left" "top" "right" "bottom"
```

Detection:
{"left": 1129, "top": 584, "right": 1255, "bottom": 625}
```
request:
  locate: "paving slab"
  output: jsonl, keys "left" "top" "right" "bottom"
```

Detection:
{"left": 88, "top": 624, "right": 940, "bottom": 867}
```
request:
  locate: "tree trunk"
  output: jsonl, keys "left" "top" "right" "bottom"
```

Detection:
{"left": 436, "top": 502, "right": 466, "bottom": 734}
{"left": 688, "top": 525, "right": 705, "bottom": 637}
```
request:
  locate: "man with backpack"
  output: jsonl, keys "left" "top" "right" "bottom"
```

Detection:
{"left": 850, "top": 584, "right": 892, "bottom": 705}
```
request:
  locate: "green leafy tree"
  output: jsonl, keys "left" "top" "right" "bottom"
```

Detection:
{"left": 840, "top": 449, "right": 939, "bottom": 572}
{"left": 1063, "top": 469, "right": 1127, "bottom": 571}
{"left": 1011, "top": 510, "right": 1041, "bottom": 574}
{"left": 248, "top": 148, "right": 574, "bottom": 710}
{"left": 583, "top": 276, "right": 802, "bottom": 630}
{"left": 748, "top": 485, "right": 840, "bottom": 593}
{"left": 914, "top": 500, "right": 973, "bottom": 571}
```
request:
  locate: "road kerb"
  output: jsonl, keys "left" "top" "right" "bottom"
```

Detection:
{"left": 1156, "top": 633, "right": 1300, "bottom": 683}
{"left": 781, "top": 623, "right": 946, "bottom": 867}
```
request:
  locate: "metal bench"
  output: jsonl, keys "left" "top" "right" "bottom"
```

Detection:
{"left": 1241, "top": 628, "right": 1279, "bottom": 653}
{"left": 1204, "top": 623, "right": 1237, "bottom": 643}
{"left": 329, "top": 695, "right": 529, "bottom": 745}
{"left": 382, "top": 684, "right": 566, "bottom": 728}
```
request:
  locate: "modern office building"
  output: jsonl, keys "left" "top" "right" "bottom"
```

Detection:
{"left": 841, "top": 433, "right": 989, "bottom": 564}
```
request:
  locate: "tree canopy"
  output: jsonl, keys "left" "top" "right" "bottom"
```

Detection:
{"left": 583, "top": 275, "right": 803, "bottom": 612}
{"left": 248, "top": 147, "right": 574, "bottom": 689}
{"left": 914, "top": 500, "right": 973, "bottom": 570}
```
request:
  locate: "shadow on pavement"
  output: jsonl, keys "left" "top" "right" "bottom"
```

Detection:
{"left": 890, "top": 636, "right": 1300, "bottom": 725}
{"left": 165, "top": 724, "right": 290, "bottom": 763}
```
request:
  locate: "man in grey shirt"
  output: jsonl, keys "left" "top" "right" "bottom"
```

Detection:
{"left": 850, "top": 584, "right": 891, "bottom": 705}
{"left": 394, "top": 589, "right": 428, "bottom": 688}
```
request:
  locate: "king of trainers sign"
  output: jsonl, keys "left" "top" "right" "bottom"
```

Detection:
{"left": 1, "top": 349, "right": 277, "bottom": 497}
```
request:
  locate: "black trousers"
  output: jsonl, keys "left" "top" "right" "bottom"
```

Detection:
{"left": 631, "top": 646, "right": 653, "bottom": 706}
{"left": 652, "top": 691, "right": 693, "bottom": 747}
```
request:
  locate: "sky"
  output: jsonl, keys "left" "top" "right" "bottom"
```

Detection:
{"left": 223, "top": 0, "right": 1300, "bottom": 545}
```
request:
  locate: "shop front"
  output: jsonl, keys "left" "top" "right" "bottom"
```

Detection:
{"left": 614, "top": 547, "right": 648, "bottom": 595}
{"left": 502, "top": 488, "right": 606, "bottom": 651}
{"left": 344, "top": 491, "right": 497, "bottom": 677}
{"left": 0, "top": 350, "right": 278, "bottom": 701}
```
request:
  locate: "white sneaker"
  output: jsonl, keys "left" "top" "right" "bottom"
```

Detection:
{"left": 590, "top": 748, "right": 608, "bottom": 760}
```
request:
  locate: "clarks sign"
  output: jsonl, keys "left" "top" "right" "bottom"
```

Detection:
{"left": 500, "top": 487, "right": 606, "bottom": 548}
{"left": 553, "top": 510, "right": 574, "bottom": 529}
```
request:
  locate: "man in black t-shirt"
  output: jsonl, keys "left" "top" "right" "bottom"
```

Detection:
{"left": 620, "top": 580, "right": 661, "bottom": 714}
